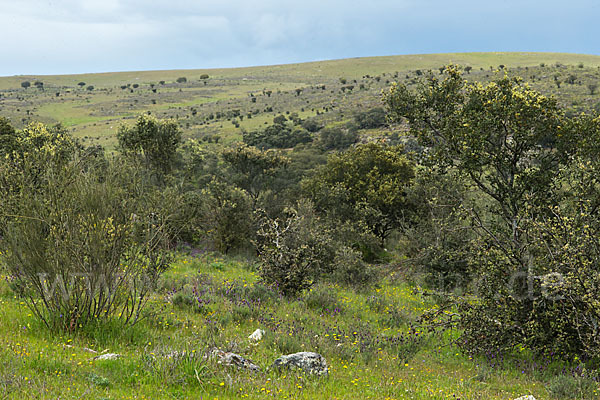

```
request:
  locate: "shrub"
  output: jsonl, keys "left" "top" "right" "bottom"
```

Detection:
{"left": 117, "top": 114, "right": 182, "bottom": 177}
{"left": 256, "top": 201, "right": 335, "bottom": 296}
{"left": 354, "top": 107, "right": 387, "bottom": 129}
{"left": 176, "top": 77, "right": 187, "bottom": 83}
{"left": 200, "top": 179, "right": 254, "bottom": 253}
{"left": 318, "top": 126, "right": 358, "bottom": 150}
{"left": 330, "top": 246, "right": 377, "bottom": 289}
{"left": 0, "top": 154, "right": 173, "bottom": 332}
{"left": 301, "top": 118, "right": 321, "bottom": 133}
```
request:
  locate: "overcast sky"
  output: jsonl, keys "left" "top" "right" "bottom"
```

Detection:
{"left": 1, "top": 0, "right": 598, "bottom": 76}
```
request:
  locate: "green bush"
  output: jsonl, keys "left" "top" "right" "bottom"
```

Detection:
{"left": 256, "top": 201, "right": 335, "bottom": 296}
{"left": 318, "top": 126, "right": 358, "bottom": 150}
{"left": 0, "top": 155, "right": 172, "bottom": 332}
{"left": 200, "top": 179, "right": 255, "bottom": 253}
{"left": 330, "top": 246, "right": 378, "bottom": 289}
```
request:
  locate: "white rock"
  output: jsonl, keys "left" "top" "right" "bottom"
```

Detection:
{"left": 248, "top": 329, "right": 265, "bottom": 341}
{"left": 93, "top": 353, "right": 121, "bottom": 361}
{"left": 514, "top": 396, "right": 537, "bottom": 400}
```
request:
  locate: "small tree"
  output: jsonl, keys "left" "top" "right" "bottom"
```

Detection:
{"left": 77, "top": 82, "right": 86, "bottom": 87}
{"left": 588, "top": 83, "right": 598, "bottom": 95}
{"left": 304, "top": 143, "right": 415, "bottom": 244}
{"left": 221, "top": 143, "right": 289, "bottom": 203}
{"left": 21, "top": 81, "right": 30, "bottom": 89}
{"left": 176, "top": 77, "right": 187, "bottom": 83}
{"left": 117, "top": 115, "right": 182, "bottom": 178}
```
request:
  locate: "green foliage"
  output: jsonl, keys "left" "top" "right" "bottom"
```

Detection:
{"left": 304, "top": 142, "right": 415, "bottom": 243}
{"left": 386, "top": 65, "right": 600, "bottom": 360}
{"left": 330, "top": 246, "right": 377, "bottom": 289}
{"left": 221, "top": 143, "right": 289, "bottom": 202}
{"left": 176, "top": 77, "right": 187, "bottom": 83}
{"left": 354, "top": 107, "right": 387, "bottom": 129}
{"left": 256, "top": 201, "right": 336, "bottom": 296}
{"left": 200, "top": 179, "right": 254, "bottom": 253}
{"left": 318, "top": 126, "right": 358, "bottom": 150}
{"left": 0, "top": 117, "right": 16, "bottom": 156}
{"left": 385, "top": 65, "right": 573, "bottom": 267}
{"left": 402, "top": 168, "right": 472, "bottom": 288}
{"left": 301, "top": 118, "right": 321, "bottom": 133}
{"left": 243, "top": 121, "right": 312, "bottom": 149}
{"left": 117, "top": 114, "right": 182, "bottom": 177}
{"left": 0, "top": 156, "right": 173, "bottom": 332}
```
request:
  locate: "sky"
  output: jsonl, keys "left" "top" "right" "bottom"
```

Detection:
{"left": 1, "top": 0, "right": 598, "bottom": 76}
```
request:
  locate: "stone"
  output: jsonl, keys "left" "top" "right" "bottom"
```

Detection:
{"left": 93, "top": 353, "right": 121, "bottom": 361}
{"left": 514, "top": 396, "right": 537, "bottom": 400}
{"left": 248, "top": 329, "right": 265, "bottom": 341}
{"left": 211, "top": 349, "right": 260, "bottom": 371}
{"left": 272, "top": 352, "right": 328, "bottom": 376}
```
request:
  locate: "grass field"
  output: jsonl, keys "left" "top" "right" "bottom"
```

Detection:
{"left": 2, "top": 251, "right": 593, "bottom": 400}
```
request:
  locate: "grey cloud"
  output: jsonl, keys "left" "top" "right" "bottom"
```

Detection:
{"left": 0, "top": 0, "right": 598, "bottom": 75}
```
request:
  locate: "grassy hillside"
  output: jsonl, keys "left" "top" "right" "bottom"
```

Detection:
{"left": 1, "top": 52, "right": 600, "bottom": 151}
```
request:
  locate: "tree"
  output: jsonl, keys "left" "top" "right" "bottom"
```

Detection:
{"left": 21, "top": 81, "right": 30, "bottom": 89}
{"left": 117, "top": 115, "right": 182, "bottom": 177}
{"left": 86, "top": 85, "right": 94, "bottom": 91}
{"left": 200, "top": 74, "right": 209, "bottom": 80}
{"left": 176, "top": 77, "right": 187, "bottom": 83}
{"left": 383, "top": 65, "right": 599, "bottom": 358}
{"left": 384, "top": 65, "right": 572, "bottom": 273}
{"left": 221, "top": 143, "right": 289, "bottom": 203}
{"left": 200, "top": 179, "right": 254, "bottom": 253}
{"left": 304, "top": 142, "right": 415, "bottom": 244}
{"left": 77, "top": 82, "right": 86, "bottom": 87}
{"left": 588, "top": 83, "right": 598, "bottom": 95}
